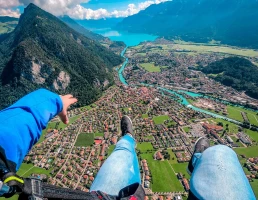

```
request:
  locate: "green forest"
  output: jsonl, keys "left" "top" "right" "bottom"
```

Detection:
{"left": 201, "top": 57, "right": 258, "bottom": 99}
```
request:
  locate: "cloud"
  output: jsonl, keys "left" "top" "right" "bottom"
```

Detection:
{"left": 0, "top": 0, "right": 20, "bottom": 9}
{"left": 18, "top": 0, "right": 90, "bottom": 16}
{"left": 67, "top": 5, "right": 109, "bottom": 20}
{"left": 67, "top": 0, "right": 171, "bottom": 19}
{"left": 0, "top": 8, "right": 20, "bottom": 18}
{"left": 0, "top": 0, "right": 170, "bottom": 19}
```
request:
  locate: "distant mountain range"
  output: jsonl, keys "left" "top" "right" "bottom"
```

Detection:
{"left": 0, "top": 16, "right": 18, "bottom": 34}
{"left": 60, "top": 16, "right": 125, "bottom": 53}
{"left": 0, "top": 4, "right": 123, "bottom": 109}
{"left": 116, "top": 0, "right": 258, "bottom": 49}
{"left": 60, "top": 16, "right": 106, "bottom": 42}
{"left": 76, "top": 18, "right": 124, "bottom": 31}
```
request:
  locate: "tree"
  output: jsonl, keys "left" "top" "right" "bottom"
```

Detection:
{"left": 217, "top": 122, "right": 223, "bottom": 127}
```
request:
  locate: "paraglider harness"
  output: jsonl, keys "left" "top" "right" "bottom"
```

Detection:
{"left": 0, "top": 157, "right": 145, "bottom": 200}
{"left": 0, "top": 172, "right": 145, "bottom": 200}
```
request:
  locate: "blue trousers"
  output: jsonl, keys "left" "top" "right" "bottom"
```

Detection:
{"left": 90, "top": 135, "right": 141, "bottom": 196}
{"left": 191, "top": 145, "right": 256, "bottom": 200}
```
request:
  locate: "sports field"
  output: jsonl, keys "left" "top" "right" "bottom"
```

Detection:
{"left": 138, "top": 143, "right": 184, "bottom": 192}
{"left": 137, "top": 142, "right": 154, "bottom": 152}
{"left": 140, "top": 63, "right": 161, "bottom": 72}
{"left": 140, "top": 152, "right": 184, "bottom": 192}
{"left": 153, "top": 115, "right": 170, "bottom": 125}
{"left": 75, "top": 133, "right": 94, "bottom": 147}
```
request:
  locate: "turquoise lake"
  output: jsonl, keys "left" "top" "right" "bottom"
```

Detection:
{"left": 94, "top": 28, "right": 158, "bottom": 46}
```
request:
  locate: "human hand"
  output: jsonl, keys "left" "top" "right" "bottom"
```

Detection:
{"left": 58, "top": 94, "right": 78, "bottom": 124}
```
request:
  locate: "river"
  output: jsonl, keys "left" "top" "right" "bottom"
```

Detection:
{"left": 94, "top": 29, "right": 243, "bottom": 124}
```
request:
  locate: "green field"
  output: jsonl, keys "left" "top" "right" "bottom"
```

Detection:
{"left": 140, "top": 151, "right": 184, "bottom": 192}
{"left": 80, "top": 103, "right": 97, "bottom": 111}
{"left": 171, "top": 163, "right": 190, "bottom": 179}
{"left": 135, "top": 53, "right": 147, "bottom": 57}
{"left": 122, "top": 107, "right": 130, "bottom": 112}
{"left": 251, "top": 179, "right": 258, "bottom": 198}
{"left": 227, "top": 105, "right": 258, "bottom": 125}
{"left": 75, "top": 133, "right": 94, "bottom": 147}
{"left": 227, "top": 106, "right": 244, "bottom": 122}
{"left": 108, "top": 145, "right": 115, "bottom": 156}
{"left": 0, "top": 21, "right": 18, "bottom": 34}
{"left": 137, "top": 143, "right": 184, "bottom": 192}
{"left": 183, "top": 127, "right": 190, "bottom": 133}
{"left": 142, "top": 114, "right": 148, "bottom": 118}
{"left": 140, "top": 63, "right": 161, "bottom": 72}
{"left": 153, "top": 115, "right": 170, "bottom": 125}
{"left": 234, "top": 146, "right": 258, "bottom": 158}
{"left": 151, "top": 160, "right": 184, "bottom": 192}
{"left": 17, "top": 163, "right": 51, "bottom": 177}
{"left": 167, "top": 149, "right": 178, "bottom": 164}
{"left": 244, "top": 129, "right": 258, "bottom": 142}
{"left": 170, "top": 43, "right": 258, "bottom": 57}
{"left": 0, "top": 195, "right": 18, "bottom": 200}
{"left": 95, "top": 132, "right": 104, "bottom": 137}
{"left": 137, "top": 142, "right": 154, "bottom": 152}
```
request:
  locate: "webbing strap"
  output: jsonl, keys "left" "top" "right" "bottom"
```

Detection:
{"left": 42, "top": 182, "right": 98, "bottom": 200}
{"left": 4, "top": 176, "right": 24, "bottom": 184}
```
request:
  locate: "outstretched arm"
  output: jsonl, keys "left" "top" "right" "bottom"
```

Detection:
{"left": 0, "top": 89, "right": 77, "bottom": 173}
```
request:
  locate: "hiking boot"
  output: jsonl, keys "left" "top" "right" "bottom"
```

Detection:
{"left": 120, "top": 115, "right": 133, "bottom": 137}
{"left": 188, "top": 137, "right": 210, "bottom": 174}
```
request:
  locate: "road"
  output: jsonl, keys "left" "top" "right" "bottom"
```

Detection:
{"left": 74, "top": 148, "right": 94, "bottom": 189}
{"left": 54, "top": 124, "right": 83, "bottom": 179}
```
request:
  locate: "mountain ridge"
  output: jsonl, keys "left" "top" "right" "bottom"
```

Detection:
{"left": 60, "top": 15, "right": 126, "bottom": 53}
{"left": 0, "top": 3, "right": 123, "bottom": 109}
{"left": 116, "top": 0, "right": 258, "bottom": 49}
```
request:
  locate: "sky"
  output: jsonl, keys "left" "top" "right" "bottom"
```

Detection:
{"left": 0, "top": 0, "right": 170, "bottom": 20}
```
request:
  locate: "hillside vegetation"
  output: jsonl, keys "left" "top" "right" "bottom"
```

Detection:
{"left": 201, "top": 57, "right": 258, "bottom": 99}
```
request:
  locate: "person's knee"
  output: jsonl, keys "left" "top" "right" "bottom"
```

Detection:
{"left": 204, "top": 144, "right": 237, "bottom": 159}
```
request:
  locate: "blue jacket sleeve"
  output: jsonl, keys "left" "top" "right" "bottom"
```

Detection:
{"left": 0, "top": 89, "right": 63, "bottom": 171}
